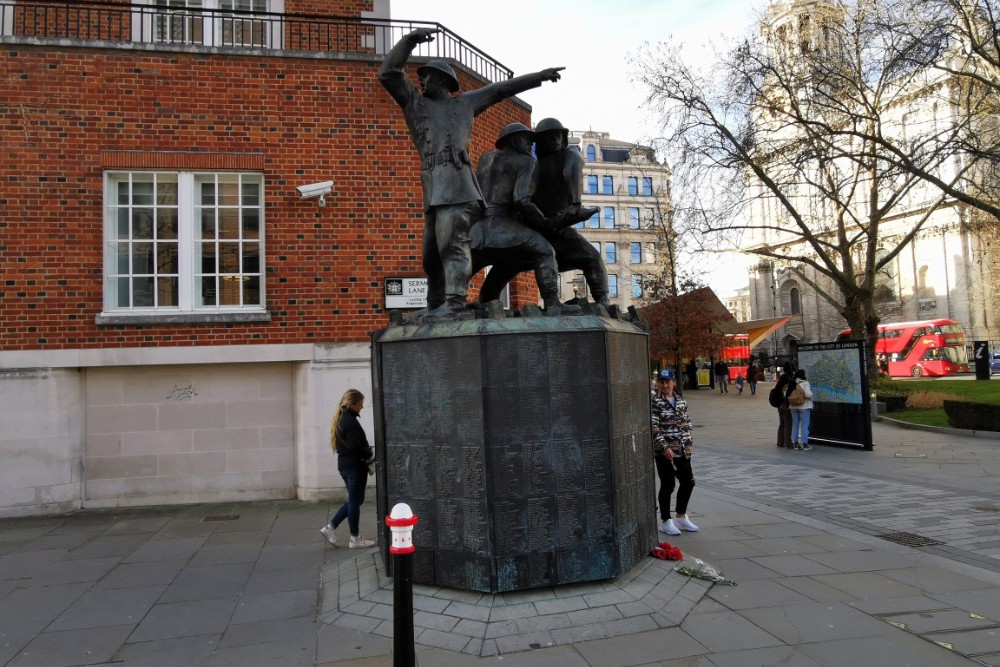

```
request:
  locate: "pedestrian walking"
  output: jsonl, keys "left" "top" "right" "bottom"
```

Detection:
{"left": 320, "top": 389, "right": 376, "bottom": 549}
{"left": 714, "top": 360, "right": 730, "bottom": 394}
{"left": 746, "top": 363, "right": 759, "bottom": 396}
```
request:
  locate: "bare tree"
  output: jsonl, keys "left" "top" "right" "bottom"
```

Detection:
{"left": 873, "top": 0, "right": 1000, "bottom": 221}
{"left": 642, "top": 277, "right": 732, "bottom": 377}
{"left": 628, "top": 153, "right": 728, "bottom": 374}
{"left": 632, "top": 0, "right": 981, "bottom": 375}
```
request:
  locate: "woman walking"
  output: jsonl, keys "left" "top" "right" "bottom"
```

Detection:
{"left": 319, "top": 389, "right": 376, "bottom": 549}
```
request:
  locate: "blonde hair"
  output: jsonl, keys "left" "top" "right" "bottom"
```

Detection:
{"left": 330, "top": 389, "right": 364, "bottom": 451}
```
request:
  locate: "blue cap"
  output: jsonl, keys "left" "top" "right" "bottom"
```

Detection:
{"left": 658, "top": 369, "right": 675, "bottom": 380}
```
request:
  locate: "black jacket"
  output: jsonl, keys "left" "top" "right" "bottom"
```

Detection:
{"left": 334, "top": 406, "right": 372, "bottom": 471}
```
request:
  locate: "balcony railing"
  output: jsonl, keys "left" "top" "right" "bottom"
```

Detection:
{"left": 0, "top": 0, "right": 514, "bottom": 83}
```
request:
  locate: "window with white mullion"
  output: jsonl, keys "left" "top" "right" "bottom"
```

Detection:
{"left": 134, "top": 0, "right": 282, "bottom": 48}
{"left": 1, "top": 0, "right": 14, "bottom": 37}
{"left": 175, "top": 174, "right": 196, "bottom": 310}
{"left": 195, "top": 173, "right": 263, "bottom": 308}
{"left": 219, "top": 0, "right": 269, "bottom": 47}
{"left": 155, "top": 0, "right": 205, "bottom": 45}
{"left": 104, "top": 170, "right": 263, "bottom": 314}
{"left": 106, "top": 172, "right": 180, "bottom": 310}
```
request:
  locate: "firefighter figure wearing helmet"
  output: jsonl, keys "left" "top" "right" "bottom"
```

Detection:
{"left": 532, "top": 117, "right": 608, "bottom": 308}
{"left": 470, "top": 123, "right": 577, "bottom": 315}
{"left": 379, "top": 28, "right": 564, "bottom": 322}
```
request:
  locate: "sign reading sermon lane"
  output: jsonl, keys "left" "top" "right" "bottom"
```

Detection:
{"left": 385, "top": 277, "right": 427, "bottom": 309}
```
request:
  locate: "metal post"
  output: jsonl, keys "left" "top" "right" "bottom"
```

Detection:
{"left": 386, "top": 503, "right": 418, "bottom": 667}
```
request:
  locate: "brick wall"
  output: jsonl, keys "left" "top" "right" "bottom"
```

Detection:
{"left": 0, "top": 45, "right": 536, "bottom": 351}
{"left": 289, "top": 0, "right": 374, "bottom": 16}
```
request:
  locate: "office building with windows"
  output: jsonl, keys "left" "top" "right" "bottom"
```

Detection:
{"left": 566, "top": 130, "right": 669, "bottom": 312}
{"left": 0, "top": 0, "right": 534, "bottom": 516}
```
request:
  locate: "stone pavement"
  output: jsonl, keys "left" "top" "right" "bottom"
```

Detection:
{"left": 2, "top": 383, "right": 1000, "bottom": 666}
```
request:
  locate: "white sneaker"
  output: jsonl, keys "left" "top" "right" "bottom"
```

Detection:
{"left": 659, "top": 519, "right": 681, "bottom": 536}
{"left": 319, "top": 525, "right": 337, "bottom": 546}
{"left": 674, "top": 517, "right": 699, "bottom": 532}
{"left": 349, "top": 535, "right": 375, "bottom": 549}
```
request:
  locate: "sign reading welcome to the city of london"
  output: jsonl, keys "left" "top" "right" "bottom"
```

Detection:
{"left": 796, "top": 340, "right": 873, "bottom": 450}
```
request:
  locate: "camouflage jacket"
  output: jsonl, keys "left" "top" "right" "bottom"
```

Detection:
{"left": 650, "top": 390, "right": 694, "bottom": 457}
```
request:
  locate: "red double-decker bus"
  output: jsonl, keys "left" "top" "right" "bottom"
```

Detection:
{"left": 836, "top": 318, "right": 970, "bottom": 377}
{"left": 720, "top": 334, "right": 751, "bottom": 379}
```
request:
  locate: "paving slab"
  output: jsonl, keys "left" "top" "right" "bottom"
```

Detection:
{"left": 48, "top": 585, "right": 165, "bottom": 631}
{"left": 128, "top": 597, "right": 240, "bottom": 642}
{"left": 6, "top": 623, "right": 134, "bottom": 667}
{"left": 738, "top": 601, "right": 891, "bottom": 644}
{"left": 679, "top": 609, "right": 783, "bottom": 652}
{"left": 572, "top": 626, "right": 707, "bottom": 667}
{"left": 109, "top": 634, "right": 221, "bottom": 667}
{"left": 798, "top": 632, "right": 982, "bottom": 667}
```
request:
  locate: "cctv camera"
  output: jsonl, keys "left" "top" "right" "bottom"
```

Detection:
{"left": 296, "top": 180, "right": 333, "bottom": 206}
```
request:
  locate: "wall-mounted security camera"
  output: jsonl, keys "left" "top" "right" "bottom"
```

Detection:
{"left": 296, "top": 180, "right": 333, "bottom": 206}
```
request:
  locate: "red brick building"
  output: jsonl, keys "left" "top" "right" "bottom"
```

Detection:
{"left": 0, "top": 0, "right": 536, "bottom": 516}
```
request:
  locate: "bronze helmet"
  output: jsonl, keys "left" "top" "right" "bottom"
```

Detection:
{"left": 534, "top": 117, "right": 568, "bottom": 135}
{"left": 495, "top": 123, "right": 534, "bottom": 149}
{"left": 416, "top": 60, "right": 460, "bottom": 92}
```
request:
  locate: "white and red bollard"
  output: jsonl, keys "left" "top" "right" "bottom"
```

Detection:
{"left": 386, "top": 503, "right": 418, "bottom": 667}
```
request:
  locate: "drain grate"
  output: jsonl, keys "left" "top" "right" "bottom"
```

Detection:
{"left": 202, "top": 514, "right": 240, "bottom": 522}
{"left": 876, "top": 532, "right": 943, "bottom": 548}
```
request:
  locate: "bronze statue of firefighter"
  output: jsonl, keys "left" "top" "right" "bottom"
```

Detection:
{"left": 380, "top": 29, "right": 604, "bottom": 323}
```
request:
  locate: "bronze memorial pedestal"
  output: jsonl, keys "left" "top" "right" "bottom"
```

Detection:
{"left": 371, "top": 315, "right": 656, "bottom": 593}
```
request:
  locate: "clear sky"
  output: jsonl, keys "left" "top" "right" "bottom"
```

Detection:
{"left": 393, "top": 1, "right": 768, "bottom": 298}
{"left": 394, "top": 1, "right": 765, "bottom": 144}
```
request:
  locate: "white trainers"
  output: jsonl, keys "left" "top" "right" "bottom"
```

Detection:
{"left": 674, "top": 517, "right": 699, "bottom": 532}
{"left": 659, "top": 519, "right": 681, "bottom": 536}
{"left": 349, "top": 535, "right": 375, "bottom": 549}
{"left": 319, "top": 524, "right": 337, "bottom": 546}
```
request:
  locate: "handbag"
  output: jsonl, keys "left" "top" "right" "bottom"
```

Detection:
{"left": 787, "top": 384, "right": 806, "bottom": 406}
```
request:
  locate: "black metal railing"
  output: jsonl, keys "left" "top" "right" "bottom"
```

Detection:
{"left": 0, "top": 0, "right": 513, "bottom": 83}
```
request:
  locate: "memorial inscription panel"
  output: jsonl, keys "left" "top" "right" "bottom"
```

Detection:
{"left": 373, "top": 319, "right": 655, "bottom": 592}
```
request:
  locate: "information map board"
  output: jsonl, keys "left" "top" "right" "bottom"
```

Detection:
{"left": 796, "top": 341, "right": 873, "bottom": 450}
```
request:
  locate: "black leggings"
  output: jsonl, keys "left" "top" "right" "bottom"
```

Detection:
{"left": 655, "top": 453, "right": 695, "bottom": 520}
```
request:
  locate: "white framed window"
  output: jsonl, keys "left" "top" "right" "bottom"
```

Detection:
{"left": 219, "top": 0, "right": 271, "bottom": 47}
{"left": 1, "top": 0, "right": 14, "bottom": 37}
{"left": 132, "top": 0, "right": 283, "bottom": 48}
{"left": 104, "top": 171, "right": 265, "bottom": 314}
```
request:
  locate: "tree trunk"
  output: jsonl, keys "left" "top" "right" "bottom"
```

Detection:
{"left": 841, "top": 293, "right": 880, "bottom": 380}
